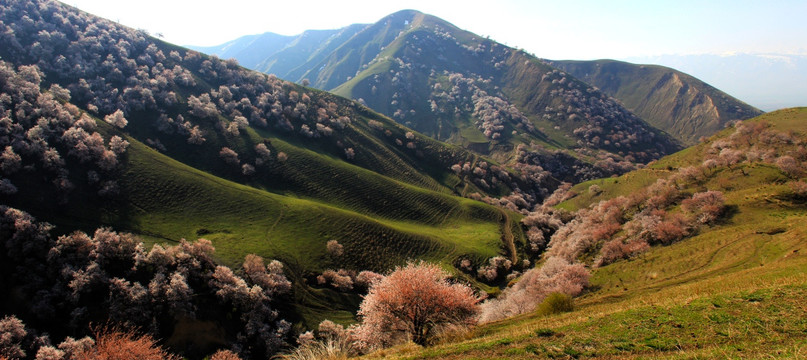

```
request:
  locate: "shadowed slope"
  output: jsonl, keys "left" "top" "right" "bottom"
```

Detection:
{"left": 553, "top": 59, "right": 763, "bottom": 145}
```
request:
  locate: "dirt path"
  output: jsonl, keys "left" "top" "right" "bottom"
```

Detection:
{"left": 499, "top": 208, "right": 517, "bottom": 263}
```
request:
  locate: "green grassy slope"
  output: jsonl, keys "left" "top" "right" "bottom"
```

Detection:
{"left": 118, "top": 89, "right": 491, "bottom": 223}
{"left": 3, "top": 122, "right": 509, "bottom": 327}
{"left": 363, "top": 108, "right": 807, "bottom": 358}
{"left": 0, "top": 0, "right": 534, "bottom": 328}
{"left": 120, "top": 137, "right": 507, "bottom": 270}
{"left": 563, "top": 107, "right": 807, "bottom": 211}
{"left": 1, "top": 113, "right": 510, "bottom": 269}
{"left": 299, "top": 10, "right": 422, "bottom": 90}
{"left": 553, "top": 59, "right": 763, "bottom": 146}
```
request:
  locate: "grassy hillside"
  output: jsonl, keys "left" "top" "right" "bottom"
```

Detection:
{"left": 553, "top": 59, "right": 763, "bottom": 146}
{"left": 7, "top": 127, "right": 505, "bottom": 269}
{"left": 562, "top": 107, "right": 807, "bottom": 211}
{"left": 0, "top": 0, "right": 538, "bottom": 329}
{"left": 362, "top": 108, "right": 807, "bottom": 358}
{"left": 10, "top": 125, "right": 511, "bottom": 327}
{"left": 302, "top": 10, "right": 422, "bottom": 91}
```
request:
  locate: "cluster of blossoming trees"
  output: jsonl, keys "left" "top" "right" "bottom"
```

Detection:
{"left": 0, "top": 62, "right": 128, "bottom": 200}
{"left": 0, "top": 205, "right": 293, "bottom": 359}
{"left": 352, "top": 24, "right": 677, "bottom": 170}
{"left": 1, "top": 0, "right": 548, "bottom": 212}
{"left": 476, "top": 117, "right": 807, "bottom": 321}
{"left": 0, "top": 0, "right": 368, "bottom": 180}
{"left": 427, "top": 71, "right": 536, "bottom": 141}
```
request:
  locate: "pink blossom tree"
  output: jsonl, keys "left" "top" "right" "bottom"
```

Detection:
{"left": 326, "top": 240, "right": 343, "bottom": 257}
{"left": 0, "top": 146, "right": 22, "bottom": 174}
{"left": 104, "top": 109, "right": 128, "bottom": 128}
{"left": 0, "top": 315, "right": 27, "bottom": 359}
{"left": 219, "top": 147, "right": 239, "bottom": 166}
{"left": 681, "top": 190, "right": 726, "bottom": 224}
{"left": 254, "top": 143, "right": 272, "bottom": 166}
{"left": 776, "top": 155, "right": 801, "bottom": 178}
{"left": 357, "top": 262, "right": 479, "bottom": 346}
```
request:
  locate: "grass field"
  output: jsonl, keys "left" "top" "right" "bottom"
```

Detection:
{"left": 361, "top": 108, "right": 807, "bottom": 359}
{"left": 3, "top": 124, "right": 513, "bottom": 327}
{"left": 115, "top": 135, "right": 508, "bottom": 270}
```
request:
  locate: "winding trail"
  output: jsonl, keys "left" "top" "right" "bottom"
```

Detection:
{"left": 498, "top": 208, "right": 517, "bottom": 263}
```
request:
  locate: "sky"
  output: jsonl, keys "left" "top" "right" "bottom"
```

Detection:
{"left": 64, "top": 0, "right": 807, "bottom": 60}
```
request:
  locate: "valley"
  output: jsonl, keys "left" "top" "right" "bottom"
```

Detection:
{"left": 0, "top": 1, "right": 803, "bottom": 360}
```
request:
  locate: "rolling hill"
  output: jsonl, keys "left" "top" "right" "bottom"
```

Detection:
{"left": 551, "top": 59, "right": 763, "bottom": 145}
{"left": 364, "top": 108, "right": 807, "bottom": 358}
{"left": 2, "top": 2, "right": 801, "bottom": 359}
{"left": 0, "top": 0, "right": 540, "bottom": 331}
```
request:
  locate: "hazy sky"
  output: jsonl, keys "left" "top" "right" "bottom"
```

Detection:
{"left": 64, "top": 0, "right": 806, "bottom": 60}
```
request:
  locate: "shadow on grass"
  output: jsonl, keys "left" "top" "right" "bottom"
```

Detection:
{"left": 714, "top": 204, "right": 740, "bottom": 226}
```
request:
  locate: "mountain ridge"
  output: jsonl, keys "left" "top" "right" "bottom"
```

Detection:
{"left": 624, "top": 53, "right": 807, "bottom": 111}
{"left": 193, "top": 10, "right": 761, "bottom": 163}
{"left": 551, "top": 59, "right": 763, "bottom": 145}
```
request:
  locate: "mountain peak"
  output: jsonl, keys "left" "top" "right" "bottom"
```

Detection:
{"left": 387, "top": 9, "right": 424, "bottom": 17}
{"left": 186, "top": 8, "right": 762, "bottom": 178}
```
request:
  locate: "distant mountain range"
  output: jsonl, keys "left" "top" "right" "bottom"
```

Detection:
{"left": 191, "top": 11, "right": 682, "bottom": 176}
{"left": 190, "top": 10, "right": 760, "bottom": 153}
{"left": 190, "top": 25, "right": 368, "bottom": 80}
{"left": 624, "top": 53, "right": 807, "bottom": 111}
